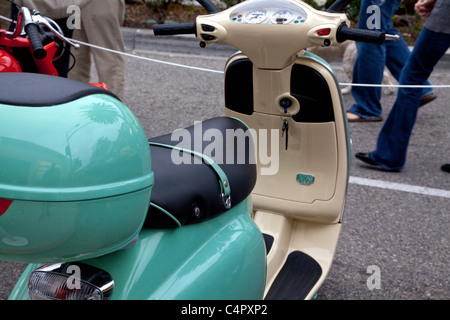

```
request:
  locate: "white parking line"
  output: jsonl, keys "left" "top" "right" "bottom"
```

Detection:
{"left": 349, "top": 176, "right": 450, "bottom": 198}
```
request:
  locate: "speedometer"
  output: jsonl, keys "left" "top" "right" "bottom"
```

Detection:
{"left": 271, "top": 10, "right": 295, "bottom": 24}
{"left": 244, "top": 10, "right": 267, "bottom": 24}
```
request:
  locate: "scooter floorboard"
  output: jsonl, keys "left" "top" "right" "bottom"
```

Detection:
{"left": 264, "top": 251, "right": 322, "bottom": 300}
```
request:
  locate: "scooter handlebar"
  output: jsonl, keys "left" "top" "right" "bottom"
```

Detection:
{"left": 153, "top": 22, "right": 197, "bottom": 36}
{"left": 336, "top": 23, "right": 385, "bottom": 44}
{"left": 326, "top": 0, "right": 353, "bottom": 13}
{"left": 25, "top": 23, "right": 47, "bottom": 59}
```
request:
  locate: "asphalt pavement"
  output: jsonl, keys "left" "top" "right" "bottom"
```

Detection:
{"left": 0, "top": 27, "right": 448, "bottom": 300}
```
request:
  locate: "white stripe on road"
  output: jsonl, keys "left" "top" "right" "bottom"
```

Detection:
{"left": 349, "top": 176, "right": 450, "bottom": 198}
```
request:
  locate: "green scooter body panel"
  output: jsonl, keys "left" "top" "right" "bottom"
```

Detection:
{"left": 0, "top": 94, "right": 153, "bottom": 263}
{"left": 9, "top": 197, "right": 267, "bottom": 300}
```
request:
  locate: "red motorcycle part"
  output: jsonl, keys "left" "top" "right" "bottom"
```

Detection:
{"left": 89, "top": 83, "right": 109, "bottom": 90}
{"left": 0, "top": 49, "right": 22, "bottom": 72}
{"left": 33, "top": 42, "right": 58, "bottom": 76}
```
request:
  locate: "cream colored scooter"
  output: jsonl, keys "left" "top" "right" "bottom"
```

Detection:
{"left": 155, "top": 0, "right": 392, "bottom": 299}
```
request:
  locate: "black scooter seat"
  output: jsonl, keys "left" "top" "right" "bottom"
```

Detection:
{"left": 145, "top": 117, "right": 257, "bottom": 228}
{"left": 0, "top": 73, "right": 118, "bottom": 106}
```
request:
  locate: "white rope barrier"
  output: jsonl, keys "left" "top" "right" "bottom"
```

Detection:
{"left": 73, "top": 39, "right": 450, "bottom": 89}
{"left": 72, "top": 39, "right": 225, "bottom": 74}
{"left": 339, "top": 83, "right": 450, "bottom": 88}
{"left": 0, "top": 15, "right": 12, "bottom": 23}
{"left": 1, "top": 12, "right": 449, "bottom": 89}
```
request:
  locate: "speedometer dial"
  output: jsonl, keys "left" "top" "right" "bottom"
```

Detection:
{"left": 244, "top": 10, "right": 267, "bottom": 24}
{"left": 271, "top": 10, "right": 295, "bottom": 24}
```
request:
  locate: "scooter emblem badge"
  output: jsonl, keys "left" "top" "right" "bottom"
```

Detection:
{"left": 296, "top": 173, "right": 315, "bottom": 185}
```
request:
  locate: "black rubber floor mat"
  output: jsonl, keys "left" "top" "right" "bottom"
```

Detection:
{"left": 265, "top": 251, "right": 322, "bottom": 300}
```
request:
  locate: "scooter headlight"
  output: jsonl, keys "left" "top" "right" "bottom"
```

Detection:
{"left": 28, "top": 262, "right": 114, "bottom": 300}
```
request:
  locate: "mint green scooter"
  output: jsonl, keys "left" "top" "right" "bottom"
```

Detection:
{"left": 1, "top": 0, "right": 390, "bottom": 300}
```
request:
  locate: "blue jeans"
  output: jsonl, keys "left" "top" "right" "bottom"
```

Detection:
{"left": 349, "top": 0, "right": 433, "bottom": 119}
{"left": 369, "top": 27, "right": 450, "bottom": 171}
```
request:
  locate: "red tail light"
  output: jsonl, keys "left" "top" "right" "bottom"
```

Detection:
{"left": 0, "top": 199, "right": 13, "bottom": 216}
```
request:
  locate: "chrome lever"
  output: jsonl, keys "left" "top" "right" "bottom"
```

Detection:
{"left": 385, "top": 34, "right": 400, "bottom": 41}
{"left": 32, "top": 12, "right": 80, "bottom": 49}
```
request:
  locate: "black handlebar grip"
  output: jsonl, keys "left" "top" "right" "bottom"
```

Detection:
{"left": 326, "top": 0, "right": 354, "bottom": 13}
{"left": 336, "top": 23, "right": 385, "bottom": 44}
{"left": 196, "top": 0, "right": 220, "bottom": 14}
{"left": 153, "top": 22, "right": 197, "bottom": 36}
{"left": 25, "top": 23, "right": 47, "bottom": 59}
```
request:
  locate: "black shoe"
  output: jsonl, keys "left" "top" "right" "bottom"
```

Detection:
{"left": 355, "top": 152, "right": 378, "bottom": 166}
{"left": 420, "top": 93, "right": 437, "bottom": 107}
{"left": 441, "top": 164, "right": 450, "bottom": 173}
{"left": 355, "top": 152, "right": 401, "bottom": 172}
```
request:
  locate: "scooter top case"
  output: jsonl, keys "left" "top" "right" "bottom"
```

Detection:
{"left": 0, "top": 73, "right": 154, "bottom": 263}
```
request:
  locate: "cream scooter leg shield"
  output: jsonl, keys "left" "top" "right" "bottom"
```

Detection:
{"left": 194, "top": 0, "right": 382, "bottom": 299}
{"left": 224, "top": 51, "right": 349, "bottom": 299}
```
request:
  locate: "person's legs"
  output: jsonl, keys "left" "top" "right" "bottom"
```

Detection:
{"left": 385, "top": 26, "right": 434, "bottom": 99}
{"left": 349, "top": 0, "right": 405, "bottom": 119}
{"left": 82, "top": 0, "right": 125, "bottom": 99}
{"left": 348, "top": 0, "right": 398, "bottom": 119}
{"left": 0, "top": 1, "right": 10, "bottom": 22}
{"left": 68, "top": 23, "right": 92, "bottom": 83}
{"left": 69, "top": 0, "right": 125, "bottom": 99}
{"left": 384, "top": 27, "right": 411, "bottom": 80}
{"left": 368, "top": 28, "right": 450, "bottom": 170}
{"left": 349, "top": 41, "right": 385, "bottom": 119}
